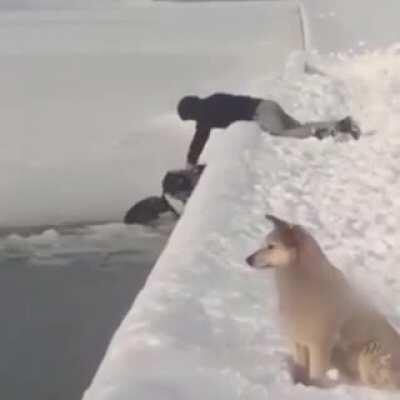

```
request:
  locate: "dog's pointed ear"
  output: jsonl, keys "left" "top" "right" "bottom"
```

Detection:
{"left": 265, "top": 214, "right": 292, "bottom": 230}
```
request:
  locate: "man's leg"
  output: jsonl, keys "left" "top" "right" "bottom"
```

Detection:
{"left": 254, "top": 100, "right": 360, "bottom": 140}
{"left": 254, "top": 100, "right": 301, "bottom": 133}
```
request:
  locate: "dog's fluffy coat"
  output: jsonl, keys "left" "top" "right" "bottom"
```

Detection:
{"left": 246, "top": 215, "right": 400, "bottom": 389}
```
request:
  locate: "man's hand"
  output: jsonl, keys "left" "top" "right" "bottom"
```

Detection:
{"left": 335, "top": 116, "right": 361, "bottom": 140}
{"left": 314, "top": 126, "right": 336, "bottom": 140}
{"left": 186, "top": 161, "right": 196, "bottom": 170}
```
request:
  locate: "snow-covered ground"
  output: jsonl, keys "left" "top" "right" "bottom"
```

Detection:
{"left": 83, "top": 1, "right": 400, "bottom": 400}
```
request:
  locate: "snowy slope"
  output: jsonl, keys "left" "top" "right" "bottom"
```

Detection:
{"left": 0, "top": 1, "right": 299, "bottom": 227}
{"left": 83, "top": 1, "right": 400, "bottom": 400}
{"left": 84, "top": 50, "right": 400, "bottom": 400}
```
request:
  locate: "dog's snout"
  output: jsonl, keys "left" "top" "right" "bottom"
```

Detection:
{"left": 246, "top": 254, "right": 255, "bottom": 266}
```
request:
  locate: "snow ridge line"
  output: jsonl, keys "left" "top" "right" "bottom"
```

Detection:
{"left": 296, "top": 0, "right": 312, "bottom": 53}
{"left": 296, "top": 1, "right": 328, "bottom": 76}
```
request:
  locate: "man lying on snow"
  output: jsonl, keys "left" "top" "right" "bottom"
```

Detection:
{"left": 124, "top": 94, "right": 361, "bottom": 225}
{"left": 178, "top": 93, "right": 361, "bottom": 168}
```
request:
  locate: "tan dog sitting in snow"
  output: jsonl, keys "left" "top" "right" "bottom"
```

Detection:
{"left": 246, "top": 214, "right": 400, "bottom": 389}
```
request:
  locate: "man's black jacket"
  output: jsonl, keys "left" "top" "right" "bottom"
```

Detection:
{"left": 186, "top": 93, "right": 261, "bottom": 165}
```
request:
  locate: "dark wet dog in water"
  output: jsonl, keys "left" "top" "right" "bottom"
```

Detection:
{"left": 124, "top": 165, "right": 205, "bottom": 225}
{"left": 123, "top": 196, "right": 171, "bottom": 225}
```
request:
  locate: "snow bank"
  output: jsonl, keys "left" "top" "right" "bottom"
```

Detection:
{"left": 86, "top": 49, "right": 400, "bottom": 400}
{"left": 83, "top": 1, "right": 400, "bottom": 400}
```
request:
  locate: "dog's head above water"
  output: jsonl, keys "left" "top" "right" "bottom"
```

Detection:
{"left": 246, "top": 214, "right": 306, "bottom": 270}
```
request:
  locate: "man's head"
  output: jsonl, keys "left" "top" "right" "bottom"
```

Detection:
{"left": 177, "top": 96, "right": 201, "bottom": 120}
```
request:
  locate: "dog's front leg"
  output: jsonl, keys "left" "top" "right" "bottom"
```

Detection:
{"left": 308, "top": 343, "right": 336, "bottom": 387}
{"left": 295, "top": 343, "right": 309, "bottom": 370}
{"left": 289, "top": 342, "right": 309, "bottom": 384}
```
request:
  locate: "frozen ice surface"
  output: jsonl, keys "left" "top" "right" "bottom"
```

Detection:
{"left": 0, "top": 1, "right": 301, "bottom": 227}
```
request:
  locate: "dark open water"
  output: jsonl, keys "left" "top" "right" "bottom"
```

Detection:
{"left": 0, "top": 220, "right": 173, "bottom": 400}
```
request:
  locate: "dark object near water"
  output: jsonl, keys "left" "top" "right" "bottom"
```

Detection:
{"left": 124, "top": 164, "right": 206, "bottom": 225}
{"left": 162, "top": 164, "right": 205, "bottom": 202}
{"left": 124, "top": 196, "right": 171, "bottom": 224}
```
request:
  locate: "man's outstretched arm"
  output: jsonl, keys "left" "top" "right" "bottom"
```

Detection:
{"left": 186, "top": 124, "right": 211, "bottom": 167}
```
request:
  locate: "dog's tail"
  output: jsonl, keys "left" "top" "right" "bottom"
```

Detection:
{"left": 358, "top": 340, "right": 400, "bottom": 390}
{"left": 332, "top": 340, "right": 400, "bottom": 390}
